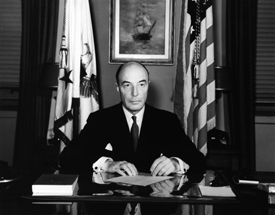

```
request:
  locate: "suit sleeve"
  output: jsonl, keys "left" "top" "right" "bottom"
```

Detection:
{"left": 162, "top": 113, "right": 206, "bottom": 173}
{"left": 59, "top": 112, "right": 111, "bottom": 171}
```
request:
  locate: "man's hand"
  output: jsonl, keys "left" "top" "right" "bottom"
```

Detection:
{"left": 103, "top": 160, "right": 138, "bottom": 176}
{"left": 149, "top": 179, "right": 175, "bottom": 197}
{"left": 150, "top": 156, "right": 180, "bottom": 176}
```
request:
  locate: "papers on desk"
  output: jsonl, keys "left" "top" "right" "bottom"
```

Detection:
{"left": 32, "top": 174, "right": 79, "bottom": 196}
{"left": 105, "top": 174, "right": 173, "bottom": 186}
{"left": 199, "top": 185, "right": 236, "bottom": 197}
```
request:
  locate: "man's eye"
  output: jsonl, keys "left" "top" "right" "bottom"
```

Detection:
{"left": 123, "top": 84, "right": 131, "bottom": 90}
{"left": 139, "top": 82, "right": 146, "bottom": 87}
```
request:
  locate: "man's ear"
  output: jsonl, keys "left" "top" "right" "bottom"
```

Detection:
{"left": 115, "top": 83, "right": 119, "bottom": 92}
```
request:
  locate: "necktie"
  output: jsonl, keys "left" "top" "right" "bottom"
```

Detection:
{"left": 131, "top": 116, "right": 139, "bottom": 151}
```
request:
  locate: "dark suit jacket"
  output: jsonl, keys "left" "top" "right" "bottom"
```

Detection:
{"left": 59, "top": 103, "right": 205, "bottom": 173}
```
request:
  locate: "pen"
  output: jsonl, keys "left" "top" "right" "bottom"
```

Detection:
{"left": 233, "top": 177, "right": 259, "bottom": 185}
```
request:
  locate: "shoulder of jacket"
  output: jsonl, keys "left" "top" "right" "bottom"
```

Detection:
{"left": 145, "top": 104, "right": 177, "bottom": 118}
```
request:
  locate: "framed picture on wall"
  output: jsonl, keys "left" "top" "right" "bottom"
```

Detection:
{"left": 109, "top": 0, "right": 174, "bottom": 65}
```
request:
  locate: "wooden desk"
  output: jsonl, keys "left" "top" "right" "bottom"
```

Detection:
{"left": 0, "top": 168, "right": 274, "bottom": 215}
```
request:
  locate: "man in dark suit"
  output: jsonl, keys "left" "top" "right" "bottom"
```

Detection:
{"left": 59, "top": 61, "right": 205, "bottom": 175}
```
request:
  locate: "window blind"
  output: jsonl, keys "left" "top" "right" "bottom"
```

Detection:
{"left": 255, "top": 0, "right": 275, "bottom": 109}
{"left": 0, "top": 0, "right": 21, "bottom": 89}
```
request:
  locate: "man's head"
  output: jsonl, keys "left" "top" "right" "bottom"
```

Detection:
{"left": 116, "top": 62, "right": 150, "bottom": 115}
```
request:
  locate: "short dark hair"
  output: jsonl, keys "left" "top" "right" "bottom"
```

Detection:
{"left": 115, "top": 62, "right": 149, "bottom": 84}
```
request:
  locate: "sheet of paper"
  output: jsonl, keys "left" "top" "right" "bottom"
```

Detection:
{"left": 199, "top": 185, "right": 236, "bottom": 197}
{"left": 105, "top": 174, "right": 173, "bottom": 186}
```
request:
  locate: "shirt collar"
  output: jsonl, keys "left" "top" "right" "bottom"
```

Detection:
{"left": 122, "top": 105, "right": 145, "bottom": 130}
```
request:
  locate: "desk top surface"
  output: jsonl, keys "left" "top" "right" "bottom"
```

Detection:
{"left": 0, "top": 168, "right": 231, "bottom": 202}
{"left": 23, "top": 170, "right": 240, "bottom": 204}
{"left": 1, "top": 168, "right": 274, "bottom": 215}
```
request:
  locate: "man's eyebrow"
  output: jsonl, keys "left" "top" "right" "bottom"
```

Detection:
{"left": 138, "top": 79, "right": 147, "bottom": 83}
{"left": 121, "top": 81, "right": 130, "bottom": 85}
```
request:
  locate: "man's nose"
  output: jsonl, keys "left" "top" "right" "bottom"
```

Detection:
{"left": 132, "top": 86, "right": 138, "bottom": 96}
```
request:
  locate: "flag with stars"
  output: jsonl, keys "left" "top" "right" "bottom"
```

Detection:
{"left": 54, "top": 0, "right": 99, "bottom": 152}
{"left": 174, "top": 0, "right": 215, "bottom": 155}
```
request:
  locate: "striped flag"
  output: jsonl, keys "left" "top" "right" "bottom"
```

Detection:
{"left": 54, "top": 0, "right": 99, "bottom": 152}
{"left": 174, "top": 0, "right": 215, "bottom": 155}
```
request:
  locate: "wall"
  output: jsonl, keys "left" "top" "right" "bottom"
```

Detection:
{"left": 89, "top": 0, "right": 182, "bottom": 111}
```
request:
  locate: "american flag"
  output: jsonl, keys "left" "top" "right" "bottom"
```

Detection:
{"left": 54, "top": 0, "right": 99, "bottom": 152}
{"left": 174, "top": 0, "right": 215, "bottom": 155}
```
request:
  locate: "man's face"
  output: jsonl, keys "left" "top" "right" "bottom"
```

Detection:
{"left": 117, "top": 63, "right": 149, "bottom": 115}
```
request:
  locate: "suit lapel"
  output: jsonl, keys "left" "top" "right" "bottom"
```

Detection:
{"left": 110, "top": 103, "right": 135, "bottom": 152}
{"left": 138, "top": 105, "right": 155, "bottom": 147}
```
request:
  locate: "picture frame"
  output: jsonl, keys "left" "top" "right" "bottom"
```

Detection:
{"left": 109, "top": 0, "right": 174, "bottom": 65}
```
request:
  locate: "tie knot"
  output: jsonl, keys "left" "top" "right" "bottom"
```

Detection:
{"left": 132, "top": 115, "right": 137, "bottom": 123}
